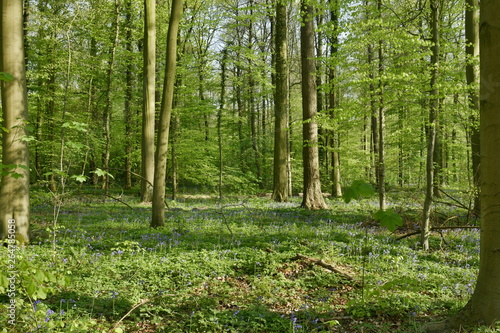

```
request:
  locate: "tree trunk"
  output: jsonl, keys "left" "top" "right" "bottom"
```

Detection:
{"left": 151, "top": 0, "right": 183, "bottom": 228}
{"left": 377, "top": 0, "right": 386, "bottom": 210}
{"left": 328, "top": 0, "right": 342, "bottom": 198}
{"left": 368, "top": 42, "right": 379, "bottom": 186}
{"left": 0, "top": 0, "right": 31, "bottom": 244}
{"left": 466, "top": 0, "right": 480, "bottom": 215}
{"left": 300, "top": 0, "right": 327, "bottom": 210}
{"left": 218, "top": 48, "right": 228, "bottom": 200}
{"left": 141, "top": 0, "right": 156, "bottom": 203}
{"left": 102, "top": 0, "right": 120, "bottom": 193}
{"left": 423, "top": 1, "right": 500, "bottom": 330}
{"left": 124, "top": 0, "right": 134, "bottom": 190}
{"left": 421, "top": 0, "right": 440, "bottom": 251}
{"left": 272, "top": 0, "right": 289, "bottom": 202}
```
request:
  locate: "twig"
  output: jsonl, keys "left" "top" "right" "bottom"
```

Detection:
{"left": 103, "top": 194, "right": 135, "bottom": 210}
{"left": 395, "top": 226, "right": 480, "bottom": 241}
{"left": 292, "top": 253, "right": 355, "bottom": 281}
{"left": 109, "top": 294, "right": 174, "bottom": 332}
{"left": 217, "top": 210, "right": 234, "bottom": 238}
{"left": 437, "top": 188, "right": 469, "bottom": 211}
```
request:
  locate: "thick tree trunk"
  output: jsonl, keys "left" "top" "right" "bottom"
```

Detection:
{"left": 300, "top": 1, "right": 327, "bottom": 210}
{"left": 151, "top": 0, "right": 183, "bottom": 228}
{"left": 423, "top": 0, "right": 500, "bottom": 330}
{"left": 272, "top": 0, "right": 289, "bottom": 202}
{"left": 0, "top": 0, "right": 31, "bottom": 244}
{"left": 141, "top": 0, "right": 156, "bottom": 203}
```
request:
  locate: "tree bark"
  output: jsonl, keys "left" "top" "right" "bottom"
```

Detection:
{"left": 421, "top": 0, "right": 439, "bottom": 251}
{"left": 218, "top": 48, "right": 228, "bottom": 200}
{"left": 0, "top": 0, "right": 31, "bottom": 244}
{"left": 151, "top": 0, "right": 183, "bottom": 228}
{"left": 423, "top": 0, "right": 500, "bottom": 329}
{"left": 328, "top": 0, "right": 342, "bottom": 198}
{"left": 102, "top": 0, "right": 120, "bottom": 193}
{"left": 124, "top": 0, "right": 134, "bottom": 190}
{"left": 141, "top": 0, "right": 156, "bottom": 203}
{"left": 300, "top": 0, "right": 327, "bottom": 210}
{"left": 466, "top": 0, "right": 480, "bottom": 215}
{"left": 272, "top": 0, "right": 289, "bottom": 203}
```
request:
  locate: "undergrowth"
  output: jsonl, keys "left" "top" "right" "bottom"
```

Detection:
{"left": 0, "top": 187, "right": 494, "bottom": 332}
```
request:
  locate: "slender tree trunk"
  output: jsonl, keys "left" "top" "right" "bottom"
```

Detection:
{"left": 377, "top": 0, "right": 386, "bottom": 211}
{"left": 329, "top": 0, "right": 342, "bottom": 197}
{"left": 171, "top": 113, "right": 179, "bottom": 200}
{"left": 368, "top": 43, "right": 379, "bottom": 186}
{"left": 247, "top": 2, "right": 262, "bottom": 187}
{"left": 102, "top": 0, "right": 120, "bottom": 192}
{"left": 423, "top": 1, "right": 500, "bottom": 330}
{"left": 466, "top": 0, "right": 480, "bottom": 215}
{"left": 421, "top": 0, "right": 440, "bottom": 251}
{"left": 141, "top": 0, "right": 156, "bottom": 203}
{"left": 151, "top": 0, "right": 183, "bottom": 228}
{"left": 272, "top": 0, "right": 289, "bottom": 202}
{"left": 300, "top": 0, "right": 327, "bottom": 210}
{"left": 0, "top": 0, "right": 30, "bottom": 244}
{"left": 124, "top": 0, "right": 134, "bottom": 190}
{"left": 218, "top": 48, "right": 228, "bottom": 200}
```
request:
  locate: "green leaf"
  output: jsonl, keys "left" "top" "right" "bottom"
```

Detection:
{"left": 374, "top": 208, "right": 403, "bottom": 232}
{"left": 37, "top": 287, "right": 48, "bottom": 299}
{"left": 0, "top": 272, "right": 8, "bottom": 290}
{"left": 34, "top": 269, "right": 46, "bottom": 282}
{"left": 0, "top": 72, "right": 14, "bottom": 82}
{"left": 343, "top": 180, "right": 375, "bottom": 203}
{"left": 91, "top": 168, "right": 114, "bottom": 179}
{"left": 26, "top": 281, "right": 37, "bottom": 298}
{"left": 71, "top": 174, "right": 87, "bottom": 183}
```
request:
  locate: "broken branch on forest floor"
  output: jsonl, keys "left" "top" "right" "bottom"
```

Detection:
{"left": 292, "top": 253, "right": 356, "bottom": 281}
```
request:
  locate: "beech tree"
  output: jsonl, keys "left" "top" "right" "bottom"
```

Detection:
{"left": 0, "top": 0, "right": 30, "bottom": 244}
{"left": 466, "top": 0, "right": 480, "bottom": 215}
{"left": 424, "top": 0, "right": 500, "bottom": 330}
{"left": 300, "top": 0, "right": 327, "bottom": 210}
{"left": 151, "top": 0, "right": 183, "bottom": 228}
{"left": 141, "top": 0, "right": 156, "bottom": 203}
{"left": 421, "top": 0, "right": 440, "bottom": 251}
{"left": 271, "top": 0, "right": 289, "bottom": 203}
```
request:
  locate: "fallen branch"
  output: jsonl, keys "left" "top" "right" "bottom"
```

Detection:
{"left": 395, "top": 226, "right": 480, "bottom": 241}
{"left": 321, "top": 316, "right": 352, "bottom": 321}
{"left": 292, "top": 253, "right": 355, "bottom": 281}
{"left": 109, "top": 294, "right": 174, "bottom": 332}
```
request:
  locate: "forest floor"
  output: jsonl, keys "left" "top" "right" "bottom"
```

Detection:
{"left": 1, "top": 187, "right": 497, "bottom": 332}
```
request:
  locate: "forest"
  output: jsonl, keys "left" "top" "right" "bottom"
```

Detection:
{"left": 1, "top": 0, "right": 500, "bottom": 332}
